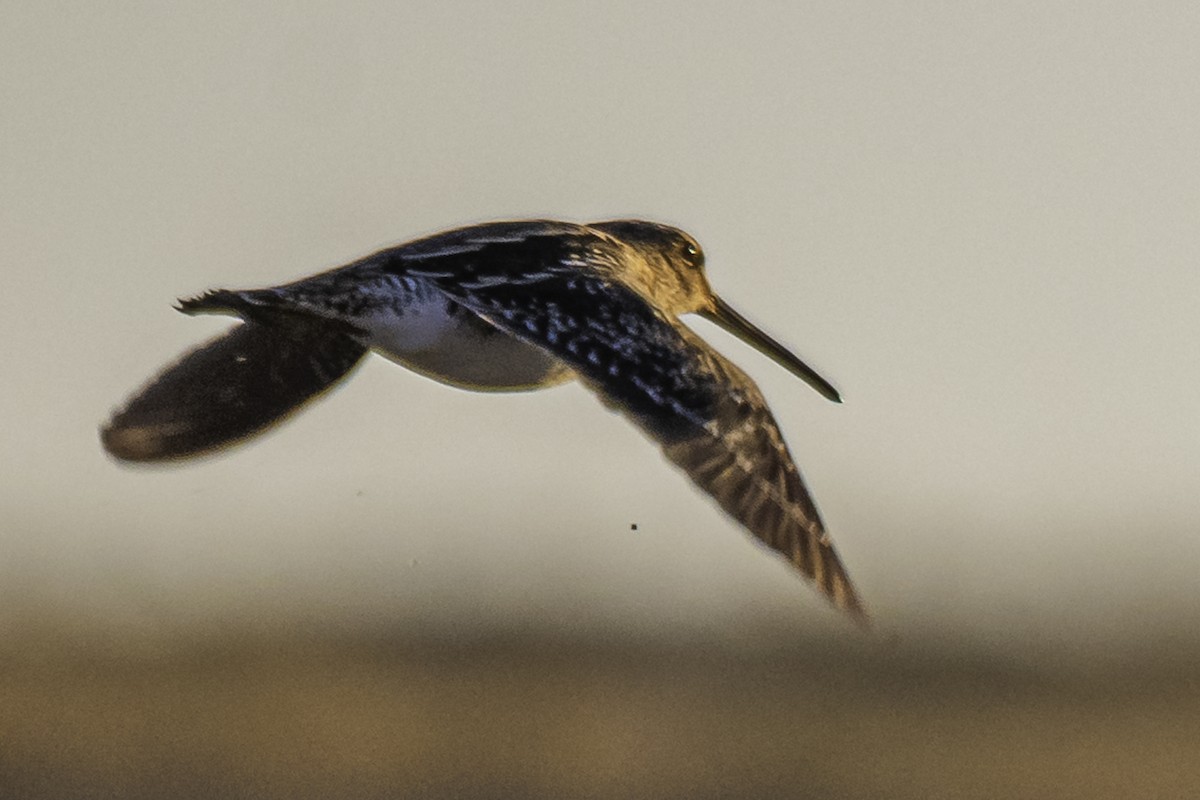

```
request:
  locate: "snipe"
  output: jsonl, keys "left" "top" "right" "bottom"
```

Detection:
{"left": 102, "top": 220, "right": 866, "bottom": 623}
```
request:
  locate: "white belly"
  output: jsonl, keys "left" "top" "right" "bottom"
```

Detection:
{"left": 358, "top": 293, "right": 575, "bottom": 392}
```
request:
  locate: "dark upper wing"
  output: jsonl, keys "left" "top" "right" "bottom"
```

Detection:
{"left": 658, "top": 327, "right": 867, "bottom": 623}
{"left": 380, "top": 220, "right": 589, "bottom": 265}
{"left": 101, "top": 221, "right": 589, "bottom": 463}
{"left": 102, "top": 319, "right": 367, "bottom": 462}
{"left": 408, "top": 259, "right": 866, "bottom": 622}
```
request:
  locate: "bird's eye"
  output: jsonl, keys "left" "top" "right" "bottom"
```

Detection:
{"left": 682, "top": 242, "right": 702, "bottom": 267}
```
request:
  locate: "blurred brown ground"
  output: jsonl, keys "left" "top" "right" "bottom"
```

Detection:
{"left": 2, "top": 619, "right": 1197, "bottom": 799}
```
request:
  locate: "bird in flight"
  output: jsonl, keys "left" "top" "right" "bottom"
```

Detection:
{"left": 102, "top": 219, "right": 866, "bottom": 623}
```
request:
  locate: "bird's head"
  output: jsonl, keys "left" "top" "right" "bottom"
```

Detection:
{"left": 588, "top": 219, "right": 841, "bottom": 403}
{"left": 587, "top": 220, "right": 714, "bottom": 313}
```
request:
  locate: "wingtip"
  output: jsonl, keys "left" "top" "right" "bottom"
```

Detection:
{"left": 828, "top": 572, "right": 871, "bottom": 629}
{"left": 99, "top": 418, "right": 170, "bottom": 462}
{"left": 842, "top": 596, "right": 872, "bottom": 630}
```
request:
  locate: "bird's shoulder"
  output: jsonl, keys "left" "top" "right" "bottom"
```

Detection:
{"left": 352, "top": 220, "right": 627, "bottom": 284}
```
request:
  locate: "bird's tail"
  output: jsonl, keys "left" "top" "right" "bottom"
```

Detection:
{"left": 177, "top": 288, "right": 290, "bottom": 321}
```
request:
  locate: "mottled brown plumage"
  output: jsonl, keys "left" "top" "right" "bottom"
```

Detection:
{"left": 102, "top": 220, "right": 866, "bottom": 623}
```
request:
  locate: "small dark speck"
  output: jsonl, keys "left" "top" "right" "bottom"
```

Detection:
{"left": 630, "top": 523, "right": 638, "bottom": 531}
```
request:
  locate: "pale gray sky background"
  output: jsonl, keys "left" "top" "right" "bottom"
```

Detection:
{"left": 2, "top": 2, "right": 1198, "bottom": 655}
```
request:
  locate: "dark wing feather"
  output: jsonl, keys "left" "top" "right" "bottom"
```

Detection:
{"left": 412, "top": 262, "right": 866, "bottom": 622}
{"left": 100, "top": 221, "right": 588, "bottom": 463}
{"left": 660, "top": 326, "right": 867, "bottom": 623}
{"left": 102, "top": 319, "right": 366, "bottom": 462}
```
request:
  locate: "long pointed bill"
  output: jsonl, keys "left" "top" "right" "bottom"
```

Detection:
{"left": 700, "top": 295, "right": 842, "bottom": 403}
